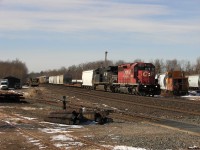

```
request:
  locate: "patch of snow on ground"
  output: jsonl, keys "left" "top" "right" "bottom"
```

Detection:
{"left": 21, "top": 116, "right": 37, "bottom": 120}
{"left": 0, "top": 106, "right": 14, "bottom": 109}
{"left": 51, "top": 135, "right": 74, "bottom": 141}
{"left": 181, "top": 95, "right": 200, "bottom": 101}
{"left": 102, "top": 145, "right": 146, "bottom": 150}
{"left": 103, "top": 104, "right": 108, "bottom": 107}
{"left": 39, "top": 121, "right": 83, "bottom": 129}
{"left": 188, "top": 145, "right": 200, "bottom": 149}
{"left": 15, "top": 114, "right": 37, "bottom": 120}
{"left": 83, "top": 135, "right": 94, "bottom": 138}
{"left": 113, "top": 146, "right": 146, "bottom": 150}
{"left": 39, "top": 124, "right": 85, "bottom": 149}
{"left": 5, "top": 117, "right": 21, "bottom": 122}
{"left": 51, "top": 135, "right": 84, "bottom": 149}
{"left": 39, "top": 128, "right": 73, "bottom": 134}
{"left": 111, "top": 107, "right": 118, "bottom": 110}
{"left": 21, "top": 107, "right": 37, "bottom": 110}
{"left": 21, "top": 133, "right": 47, "bottom": 149}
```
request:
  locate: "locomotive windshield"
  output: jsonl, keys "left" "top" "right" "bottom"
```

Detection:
{"left": 137, "top": 66, "right": 155, "bottom": 71}
{"left": 136, "top": 63, "right": 155, "bottom": 71}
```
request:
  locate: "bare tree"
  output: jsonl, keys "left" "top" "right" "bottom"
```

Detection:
{"left": 133, "top": 59, "right": 143, "bottom": 63}
{"left": 114, "top": 60, "right": 127, "bottom": 66}
{"left": 0, "top": 59, "right": 28, "bottom": 84}
{"left": 165, "top": 59, "right": 181, "bottom": 71}
{"left": 195, "top": 57, "right": 200, "bottom": 74}
{"left": 152, "top": 59, "right": 165, "bottom": 74}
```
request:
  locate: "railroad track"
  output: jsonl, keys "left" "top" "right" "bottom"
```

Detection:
{"left": 41, "top": 84, "right": 200, "bottom": 115}
{"left": 22, "top": 84, "right": 200, "bottom": 137}
{"left": 0, "top": 110, "right": 111, "bottom": 150}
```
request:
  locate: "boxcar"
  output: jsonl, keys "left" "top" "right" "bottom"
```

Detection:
{"left": 188, "top": 75, "right": 200, "bottom": 90}
{"left": 82, "top": 70, "right": 94, "bottom": 88}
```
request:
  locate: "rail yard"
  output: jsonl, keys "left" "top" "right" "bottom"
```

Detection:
{"left": 0, "top": 84, "right": 200, "bottom": 150}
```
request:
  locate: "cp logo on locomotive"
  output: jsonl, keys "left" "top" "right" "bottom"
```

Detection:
{"left": 143, "top": 71, "right": 148, "bottom": 77}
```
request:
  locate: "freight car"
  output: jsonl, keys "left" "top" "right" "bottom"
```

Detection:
{"left": 38, "top": 76, "right": 48, "bottom": 84}
{"left": 82, "top": 62, "right": 160, "bottom": 96}
{"left": 187, "top": 75, "right": 200, "bottom": 90}
{"left": 27, "top": 78, "right": 39, "bottom": 87}
{"left": 157, "top": 71, "right": 188, "bottom": 95}
{"left": 49, "top": 74, "right": 72, "bottom": 85}
{"left": 82, "top": 66, "right": 118, "bottom": 90}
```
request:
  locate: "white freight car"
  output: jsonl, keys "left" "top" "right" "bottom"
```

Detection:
{"left": 59, "top": 75, "right": 64, "bottom": 84}
{"left": 49, "top": 76, "right": 54, "bottom": 84}
{"left": 53, "top": 76, "right": 57, "bottom": 84}
{"left": 188, "top": 75, "right": 200, "bottom": 89}
{"left": 82, "top": 70, "right": 94, "bottom": 88}
{"left": 157, "top": 74, "right": 167, "bottom": 90}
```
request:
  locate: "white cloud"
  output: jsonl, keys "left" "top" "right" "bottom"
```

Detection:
{"left": 0, "top": 1, "right": 186, "bottom": 31}
{"left": 0, "top": 0, "right": 200, "bottom": 45}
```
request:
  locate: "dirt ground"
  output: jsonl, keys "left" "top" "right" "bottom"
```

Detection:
{"left": 0, "top": 87, "right": 200, "bottom": 150}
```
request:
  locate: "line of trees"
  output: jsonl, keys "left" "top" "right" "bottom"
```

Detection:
{"left": 1, "top": 57, "right": 199, "bottom": 83}
{"left": 35, "top": 57, "right": 200, "bottom": 79}
{"left": 0, "top": 59, "right": 28, "bottom": 83}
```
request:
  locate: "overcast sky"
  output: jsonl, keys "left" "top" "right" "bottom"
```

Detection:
{"left": 0, "top": 0, "right": 200, "bottom": 72}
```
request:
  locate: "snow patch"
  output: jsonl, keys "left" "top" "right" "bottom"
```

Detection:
{"left": 0, "top": 106, "right": 14, "bottom": 109}
{"left": 22, "top": 107, "right": 43, "bottom": 110}
{"left": 103, "top": 104, "right": 108, "bottom": 107}
{"left": 21, "top": 133, "right": 47, "bottom": 149}
{"left": 21, "top": 116, "right": 37, "bottom": 120}
{"left": 51, "top": 135, "right": 74, "bottom": 141}
{"left": 83, "top": 135, "right": 94, "bottom": 138}
{"left": 14, "top": 114, "right": 37, "bottom": 120}
{"left": 113, "top": 146, "right": 146, "bottom": 150}
{"left": 39, "top": 128, "right": 73, "bottom": 134}
{"left": 39, "top": 121, "right": 83, "bottom": 129}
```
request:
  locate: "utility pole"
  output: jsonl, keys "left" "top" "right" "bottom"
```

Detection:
{"left": 105, "top": 51, "right": 108, "bottom": 68}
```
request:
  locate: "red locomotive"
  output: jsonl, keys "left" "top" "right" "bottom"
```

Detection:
{"left": 109, "top": 62, "right": 160, "bottom": 96}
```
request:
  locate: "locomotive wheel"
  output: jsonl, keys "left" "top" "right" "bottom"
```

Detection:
{"left": 110, "top": 86, "right": 115, "bottom": 93}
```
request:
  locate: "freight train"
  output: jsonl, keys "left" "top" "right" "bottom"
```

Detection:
{"left": 156, "top": 71, "right": 189, "bottom": 95}
{"left": 47, "top": 62, "right": 161, "bottom": 97}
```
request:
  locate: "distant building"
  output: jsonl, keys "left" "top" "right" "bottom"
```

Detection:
{"left": 4, "top": 76, "right": 21, "bottom": 89}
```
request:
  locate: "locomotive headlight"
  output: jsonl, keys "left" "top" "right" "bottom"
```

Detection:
{"left": 144, "top": 85, "right": 147, "bottom": 88}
